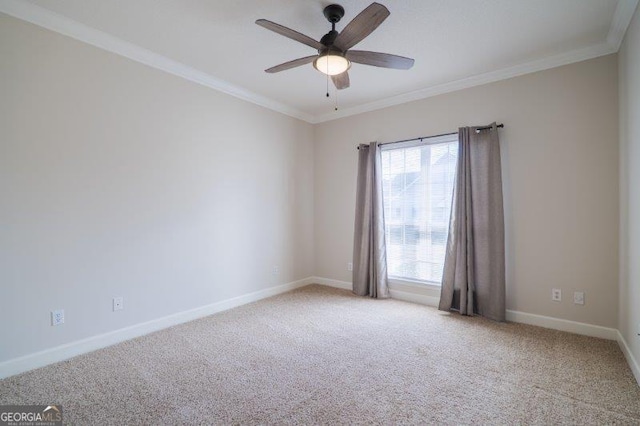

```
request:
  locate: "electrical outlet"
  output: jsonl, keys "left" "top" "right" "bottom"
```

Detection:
{"left": 347, "top": 262, "right": 353, "bottom": 271}
{"left": 51, "top": 309, "right": 64, "bottom": 326}
{"left": 573, "top": 291, "right": 585, "bottom": 305}
{"left": 272, "top": 266, "right": 279, "bottom": 275}
{"left": 113, "top": 297, "right": 123, "bottom": 311}
{"left": 551, "top": 288, "right": 562, "bottom": 302}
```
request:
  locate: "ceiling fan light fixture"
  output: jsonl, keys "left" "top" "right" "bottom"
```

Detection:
{"left": 313, "top": 54, "right": 350, "bottom": 76}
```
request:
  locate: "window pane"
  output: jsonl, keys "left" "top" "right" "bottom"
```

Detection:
{"left": 381, "top": 138, "right": 458, "bottom": 284}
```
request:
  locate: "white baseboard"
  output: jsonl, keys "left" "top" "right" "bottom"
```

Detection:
{"left": 617, "top": 330, "right": 640, "bottom": 385}
{"left": 4, "top": 276, "right": 637, "bottom": 387}
{"left": 312, "top": 277, "right": 620, "bottom": 342}
{"left": 505, "top": 310, "right": 618, "bottom": 340}
{"left": 0, "top": 277, "right": 315, "bottom": 379}
{"left": 311, "top": 277, "right": 352, "bottom": 290}
{"left": 311, "top": 277, "right": 619, "bottom": 340}
{"left": 310, "top": 277, "right": 439, "bottom": 309}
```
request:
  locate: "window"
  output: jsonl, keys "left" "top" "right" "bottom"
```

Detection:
{"left": 381, "top": 134, "right": 458, "bottom": 284}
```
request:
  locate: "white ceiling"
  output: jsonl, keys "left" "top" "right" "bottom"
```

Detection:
{"left": 1, "top": 0, "right": 638, "bottom": 123}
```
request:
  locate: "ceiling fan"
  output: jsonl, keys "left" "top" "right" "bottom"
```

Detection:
{"left": 256, "top": 2, "right": 414, "bottom": 90}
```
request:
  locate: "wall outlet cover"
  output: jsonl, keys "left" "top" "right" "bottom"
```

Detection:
{"left": 573, "top": 291, "right": 585, "bottom": 305}
{"left": 347, "top": 262, "right": 353, "bottom": 271}
{"left": 551, "top": 288, "right": 562, "bottom": 302}
{"left": 113, "top": 297, "right": 124, "bottom": 311}
{"left": 51, "top": 309, "right": 64, "bottom": 326}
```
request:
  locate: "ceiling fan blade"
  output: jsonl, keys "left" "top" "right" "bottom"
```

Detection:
{"left": 346, "top": 50, "right": 414, "bottom": 70}
{"left": 331, "top": 72, "right": 350, "bottom": 90}
{"left": 256, "top": 19, "right": 323, "bottom": 50}
{"left": 265, "top": 55, "right": 317, "bottom": 73}
{"left": 334, "top": 3, "right": 390, "bottom": 51}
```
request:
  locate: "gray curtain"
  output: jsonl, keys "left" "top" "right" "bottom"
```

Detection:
{"left": 352, "top": 142, "right": 389, "bottom": 298}
{"left": 439, "top": 123, "right": 505, "bottom": 321}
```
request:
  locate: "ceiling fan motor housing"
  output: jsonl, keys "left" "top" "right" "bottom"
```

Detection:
{"left": 320, "top": 30, "right": 340, "bottom": 50}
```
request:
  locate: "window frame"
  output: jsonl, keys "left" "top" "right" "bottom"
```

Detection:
{"left": 381, "top": 132, "right": 459, "bottom": 287}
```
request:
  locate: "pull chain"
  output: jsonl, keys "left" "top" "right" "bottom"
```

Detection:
{"left": 326, "top": 72, "right": 329, "bottom": 98}
{"left": 326, "top": 56, "right": 330, "bottom": 97}
{"left": 334, "top": 85, "right": 338, "bottom": 111}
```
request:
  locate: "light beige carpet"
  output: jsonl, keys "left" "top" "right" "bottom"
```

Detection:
{"left": 1, "top": 284, "right": 639, "bottom": 425}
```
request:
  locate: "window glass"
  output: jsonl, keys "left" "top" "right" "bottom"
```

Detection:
{"left": 381, "top": 136, "right": 458, "bottom": 284}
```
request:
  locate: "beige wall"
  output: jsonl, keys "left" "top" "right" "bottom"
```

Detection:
{"left": 314, "top": 55, "right": 619, "bottom": 328}
{"left": 619, "top": 6, "right": 640, "bottom": 371}
{"left": 0, "top": 14, "right": 315, "bottom": 362}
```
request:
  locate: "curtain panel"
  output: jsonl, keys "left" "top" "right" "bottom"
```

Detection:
{"left": 352, "top": 142, "right": 390, "bottom": 298}
{"left": 439, "top": 123, "right": 506, "bottom": 321}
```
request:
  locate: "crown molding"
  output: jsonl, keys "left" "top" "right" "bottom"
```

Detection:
{"left": 607, "top": 0, "right": 640, "bottom": 51}
{"left": 0, "top": 0, "right": 315, "bottom": 123}
{"left": 311, "top": 41, "right": 616, "bottom": 123}
{"left": 1, "top": 0, "right": 636, "bottom": 125}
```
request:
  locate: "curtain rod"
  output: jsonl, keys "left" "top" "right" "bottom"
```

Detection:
{"left": 357, "top": 123, "right": 504, "bottom": 150}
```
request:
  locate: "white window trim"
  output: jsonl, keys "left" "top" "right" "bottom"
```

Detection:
{"left": 380, "top": 133, "right": 458, "bottom": 152}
